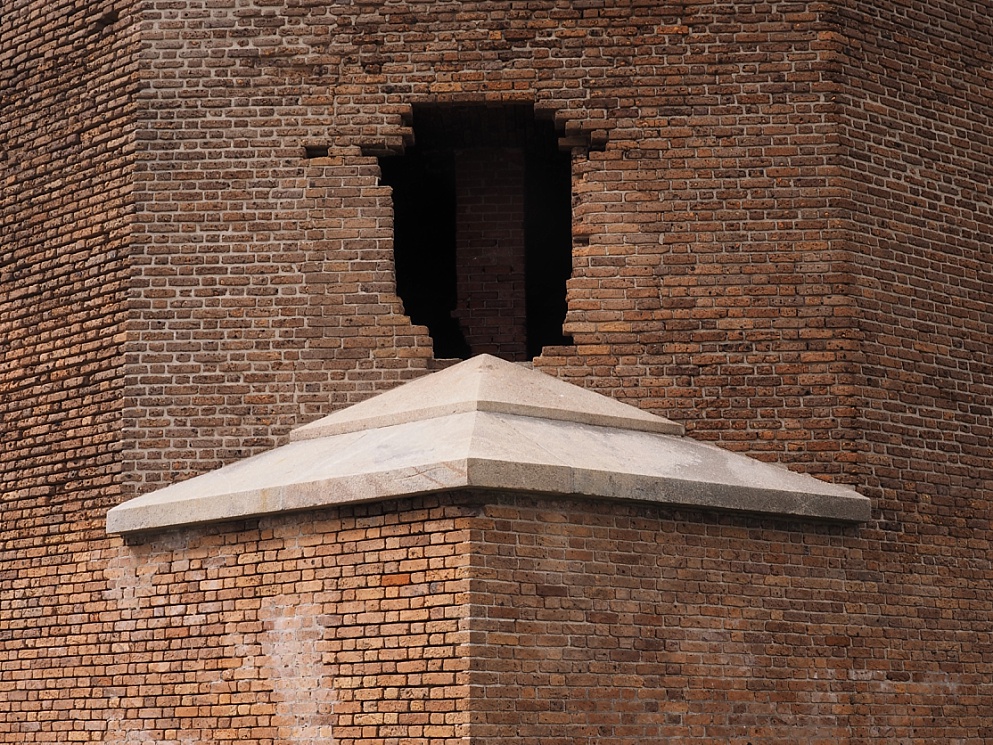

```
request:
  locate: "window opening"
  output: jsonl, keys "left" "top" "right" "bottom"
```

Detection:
{"left": 378, "top": 103, "right": 573, "bottom": 361}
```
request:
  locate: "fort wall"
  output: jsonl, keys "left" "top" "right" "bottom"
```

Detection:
{"left": 2, "top": 0, "right": 992, "bottom": 741}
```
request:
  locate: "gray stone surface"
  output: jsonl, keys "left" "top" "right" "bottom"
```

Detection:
{"left": 107, "top": 355, "right": 871, "bottom": 534}
{"left": 290, "top": 353, "right": 685, "bottom": 440}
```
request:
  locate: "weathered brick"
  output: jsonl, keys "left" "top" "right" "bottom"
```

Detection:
{"left": 4, "top": 0, "right": 993, "bottom": 742}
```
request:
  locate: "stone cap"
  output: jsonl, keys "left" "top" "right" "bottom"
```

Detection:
{"left": 107, "top": 355, "right": 870, "bottom": 534}
{"left": 290, "top": 354, "right": 684, "bottom": 440}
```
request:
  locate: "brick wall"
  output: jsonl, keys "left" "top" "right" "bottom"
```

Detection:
{"left": 454, "top": 147, "right": 528, "bottom": 360}
{"left": 833, "top": 5, "right": 993, "bottom": 738}
{"left": 123, "top": 0, "right": 445, "bottom": 494}
{"left": 534, "top": 2, "right": 861, "bottom": 480}
{"left": 124, "top": 146, "right": 435, "bottom": 495}
{"left": 836, "top": 0, "right": 993, "bottom": 524}
{"left": 90, "top": 490, "right": 993, "bottom": 743}
{"left": 0, "top": 0, "right": 135, "bottom": 738}
{"left": 466, "top": 495, "right": 993, "bottom": 742}
{"left": 125, "top": 0, "right": 860, "bottom": 487}
{"left": 3, "top": 0, "right": 993, "bottom": 740}
{"left": 101, "top": 497, "right": 473, "bottom": 745}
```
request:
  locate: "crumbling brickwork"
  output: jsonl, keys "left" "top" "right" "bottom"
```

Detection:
{"left": 3, "top": 0, "right": 992, "bottom": 741}
{"left": 121, "top": 0, "right": 866, "bottom": 490}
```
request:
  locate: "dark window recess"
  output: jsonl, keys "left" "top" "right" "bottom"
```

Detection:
{"left": 304, "top": 145, "right": 330, "bottom": 159}
{"left": 380, "top": 148, "right": 467, "bottom": 359}
{"left": 378, "top": 103, "right": 573, "bottom": 361}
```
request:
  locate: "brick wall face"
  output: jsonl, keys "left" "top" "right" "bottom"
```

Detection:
{"left": 835, "top": 5, "right": 993, "bottom": 738}
{"left": 100, "top": 497, "right": 473, "bottom": 745}
{"left": 835, "top": 0, "right": 993, "bottom": 532}
{"left": 466, "top": 495, "right": 992, "bottom": 743}
{"left": 0, "top": 0, "right": 135, "bottom": 739}
{"left": 3, "top": 0, "right": 993, "bottom": 741}
{"left": 125, "top": 0, "right": 856, "bottom": 490}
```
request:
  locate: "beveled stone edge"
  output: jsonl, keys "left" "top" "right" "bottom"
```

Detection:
{"left": 107, "top": 456, "right": 869, "bottom": 535}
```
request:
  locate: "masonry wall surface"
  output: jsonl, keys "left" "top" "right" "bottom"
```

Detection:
{"left": 467, "top": 495, "right": 993, "bottom": 743}
{"left": 124, "top": 0, "right": 859, "bottom": 493}
{"left": 101, "top": 497, "right": 473, "bottom": 745}
{"left": 453, "top": 147, "right": 528, "bottom": 360}
{"left": 836, "top": 0, "right": 993, "bottom": 547}
{"left": 2, "top": 0, "right": 993, "bottom": 741}
{"left": 0, "top": 0, "right": 135, "bottom": 737}
{"left": 834, "top": 8, "right": 993, "bottom": 739}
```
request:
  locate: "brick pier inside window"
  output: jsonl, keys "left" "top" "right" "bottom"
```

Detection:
{"left": 379, "top": 103, "right": 573, "bottom": 361}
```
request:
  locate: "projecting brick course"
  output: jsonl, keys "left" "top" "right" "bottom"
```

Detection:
{"left": 3, "top": 0, "right": 992, "bottom": 741}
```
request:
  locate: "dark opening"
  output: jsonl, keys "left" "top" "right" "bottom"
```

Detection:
{"left": 304, "top": 145, "right": 330, "bottom": 159}
{"left": 96, "top": 9, "right": 119, "bottom": 29}
{"left": 378, "top": 103, "right": 573, "bottom": 361}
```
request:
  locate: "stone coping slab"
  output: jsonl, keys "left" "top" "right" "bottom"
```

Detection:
{"left": 290, "top": 354, "right": 685, "bottom": 440}
{"left": 107, "top": 357, "right": 870, "bottom": 534}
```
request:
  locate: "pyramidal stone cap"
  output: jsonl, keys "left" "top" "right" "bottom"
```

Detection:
{"left": 106, "top": 355, "right": 870, "bottom": 534}
{"left": 290, "top": 353, "right": 686, "bottom": 441}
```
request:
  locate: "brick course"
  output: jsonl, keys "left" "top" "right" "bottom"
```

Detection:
{"left": 3, "top": 0, "right": 992, "bottom": 741}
